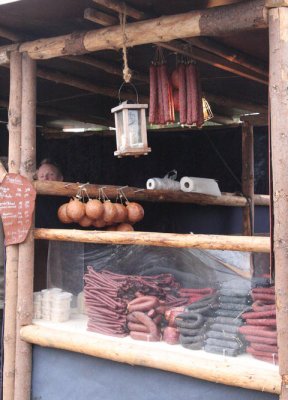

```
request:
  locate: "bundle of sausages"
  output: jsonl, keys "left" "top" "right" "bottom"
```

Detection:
{"left": 171, "top": 62, "right": 204, "bottom": 128}
{"left": 84, "top": 268, "right": 187, "bottom": 338}
{"left": 149, "top": 62, "right": 175, "bottom": 125}
{"left": 204, "top": 291, "right": 249, "bottom": 357}
{"left": 240, "top": 286, "right": 278, "bottom": 364}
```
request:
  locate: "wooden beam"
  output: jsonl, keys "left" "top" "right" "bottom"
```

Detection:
{"left": 188, "top": 37, "right": 268, "bottom": 78}
{"left": 36, "top": 67, "right": 149, "bottom": 103}
{"left": 65, "top": 55, "right": 149, "bottom": 84}
{"left": 90, "top": 1, "right": 267, "bottom": 85}
{"left": 211, "top": 114, "right": 239, "bottom": 125}
{"left": 34, "top": 228, "right": 270, "bottom": 252}
{"left": 0, "top": 25, "right": 22, "bottom": 42}
{"left": 84, "top": 8, "right": 118, "bottom": 26}
{"left": 14, "top": 52, "right": 36, "bottom": 400}
{"left": 92, "top": 0, "right": 148, "bottom": 20}
{"left": 33, "top": 180, "right": 270, "bottom": 207}
{"left": 240, "top": 113, "right": 268, "bottom": 126}
{"left": 20, "top": 324, "right": 281, "bottom": 395}
{"left": 0, "top": 98, "right": 112, "bottom": 126}
{"left": 266, "top": 0, "right": 288, "bottom": 7}
{"left": 206, "top": 93, "right": 267, "bottom": 114}
{"left": 19, "top": 1, "right": 267, "bottom": 60}
{"left": 242, "top": 121, "right": 254, "bottom": 235}
{"left": 159, "top": 41, "right": 268, "bottom": 85}
{"left": 269, "top": 6, "right": 288, "bottom": 399}
{"left": 3, "top": 51, "right": 22, "bottom": 400}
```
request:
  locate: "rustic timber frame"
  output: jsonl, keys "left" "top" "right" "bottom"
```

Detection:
{"left": 1, "top": 0, "right": 287, "bottom": 399}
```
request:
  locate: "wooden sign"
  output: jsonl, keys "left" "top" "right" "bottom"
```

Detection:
{"left": 0, "top": 173, "right": 36, "bottom": 245}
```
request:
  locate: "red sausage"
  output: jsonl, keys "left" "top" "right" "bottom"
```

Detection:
{"left": 149, "top": 64, "right": 158, "bottom": 124}
{"left": 157, "top": 65, "right": 165, "bottom": 124}
{"left": 160, "top": 64, "right": 170, "bottom": 124}
{"left": 131, "top": 311, "right": 159, "bottom": 337}
{"left": 178, "top": 63, "right": 186, "bottom": 125}
{"left": 127, "top": 322, "right": 150, "bottom": 333}
{"left": 130, "top": 331, "right": 160, "bottom": 342}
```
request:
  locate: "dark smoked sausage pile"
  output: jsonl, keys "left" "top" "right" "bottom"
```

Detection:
{"left": 239, "top": 286, "right": 278, "bottom": 364}
{"left": 204, "top": 290, "right": 249, "bottom": 357}
{"left": 174, "top": 289, "right": 218, "bottom": 350}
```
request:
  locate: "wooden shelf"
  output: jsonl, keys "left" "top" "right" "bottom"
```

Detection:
{"left": 34, "top": 228, "right": 270, "bottom": 252}
{"left": 33, "top": 180, "right": 269, "bottom": 207}
{"left": 20, "top": 320, "right": 280, "bottom": 395}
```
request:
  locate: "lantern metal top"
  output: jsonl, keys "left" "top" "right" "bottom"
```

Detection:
{"left": 111, "top": 103, "right": 148, "bottom": 113}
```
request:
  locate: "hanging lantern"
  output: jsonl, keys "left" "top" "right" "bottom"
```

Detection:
{"left": 111, "top": 83, "right": 151, "bottom": 158}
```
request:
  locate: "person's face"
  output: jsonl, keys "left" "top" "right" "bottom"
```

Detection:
{"left": 37, "top": 164, "right": 63, "bottom": 181}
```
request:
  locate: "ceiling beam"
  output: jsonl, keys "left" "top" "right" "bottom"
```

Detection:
{"left": 187, "top": 37, "right": 268, "bottom": 78}
{"left": 0, "top": 99, "right": 112, "bottom": 126}
{"left": 88, "top": 1, "right": 267, "bottom": 85}
{"left": 84, "top": 8, "right": 119, "bottom": 26}
{"left": 0, "top": 26, "right": 22, "bottom": 42}
{"left": 18, "top": 0, "right": 267, "bottom": 60}
{"left": 92, "top": 0, "right": 148, "bottom": 20}
{"left": 65, "top": 55, "right": 149, "bottom": 84}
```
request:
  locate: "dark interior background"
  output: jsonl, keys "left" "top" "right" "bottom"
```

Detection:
{"left": 0, "top": 124, "right": 269, "bottom": 234}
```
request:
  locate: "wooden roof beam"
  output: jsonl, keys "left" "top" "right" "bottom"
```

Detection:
{"left": 0, "top": 98, "right": 112, "bottom": 126}
{"left": 65, "top": 55, "right": 149, "bottom": 84}
{"left": 84, "top": 8, "right": 118, "bottom": 26}
{"left": 159, "top": 41, "right": 267, "bottom": 85}
{"left": 18, "top": 0, "right": 267, "bottom": 60}
{"left": 187, "top": 37, "right": 268, "bottom": 78}
{"left": 0, "top": 26, "right": 22, "bottom": 42}
{"left": 91, "top": 0, "right": 148, "bottom": 20}
{"left": 90, "top": 0, "right": 268, "bottom": 85}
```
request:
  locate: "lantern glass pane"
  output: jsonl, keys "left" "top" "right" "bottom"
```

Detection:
{"left": 128, "top": 110, "right": 142, "bottom": 147}
{"left": 116, "top": 112, "right": 125, "bottom": 150}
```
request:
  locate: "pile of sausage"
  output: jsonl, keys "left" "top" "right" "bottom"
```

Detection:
{"left": 148, "top": 63, "right": 175, "bottom": 125}
{"left": 84, "top": 268, "right": 187, "bottom": 339}
{"left": 240, "top": 286, "right": 278, "bottom": 364}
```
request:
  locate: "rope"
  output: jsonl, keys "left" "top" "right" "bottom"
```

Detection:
{"left": 119, "top": 5, "right": 132, "bottom": 83}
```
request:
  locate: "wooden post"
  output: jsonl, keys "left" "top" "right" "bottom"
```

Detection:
{"left": 268, "top": 5, "right": 288, "bottom": 400}
{"left": 14, "top": 52, "right": 36, "bottom": 400}
{"left": 242, "top": 121, "right": 254, "bottom": 235}
{"left": 3, "top": 50, "right": 22, "bottom": 400}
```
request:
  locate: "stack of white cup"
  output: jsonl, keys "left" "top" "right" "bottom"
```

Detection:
{"left": 33, "top": 288, "right": 72, "bottom": 322}
{"left": 50, "top": 292, "right": 73, "bottom": 322}
{"left": 33, "top": 292, "right": 42, "bottom": 319}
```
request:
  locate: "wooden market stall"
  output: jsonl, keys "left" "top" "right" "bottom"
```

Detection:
{"left": 0, "top": 0, "right": 286, "bottom": 399}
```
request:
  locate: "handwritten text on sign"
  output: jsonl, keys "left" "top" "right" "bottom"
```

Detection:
{"left": 0, "top": 173, "right": 36, "bottom": 245}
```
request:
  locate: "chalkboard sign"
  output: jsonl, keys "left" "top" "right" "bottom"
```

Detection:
{"left": 0, "top": 173, "right": 36, "bottom": 245}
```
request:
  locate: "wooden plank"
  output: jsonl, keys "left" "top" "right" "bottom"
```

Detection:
{"left": 269, "top": 6, "right": 288, "bottom": 399}
{"left": 33, "top": 180, "right": 270, "bottom": 207}
{"left": 34, "top": 228, "right": 271, "bottom": 252}
{"left": 84, "top": 8, "right": 118, "bottom": 26}
{"left": 20, "top": 324, "right": 281, "bottom": 395}
{"left": 19, "top": 1, "right": 267, "bottom": 60}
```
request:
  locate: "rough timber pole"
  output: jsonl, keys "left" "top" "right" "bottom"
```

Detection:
{"left": 18, "top": 0, "right": 267, "bottom": 60}
{"left": 268, "top": 3, "right": 288, "bottom": 399}
{"left": 242, "top": 121, "right": 254, "bottom": 235}
{"left": 14, "top": 52, "right": 36, "bottom": 400}
{"left": 3, "top": 51, "right": 22, "bottom": 400}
